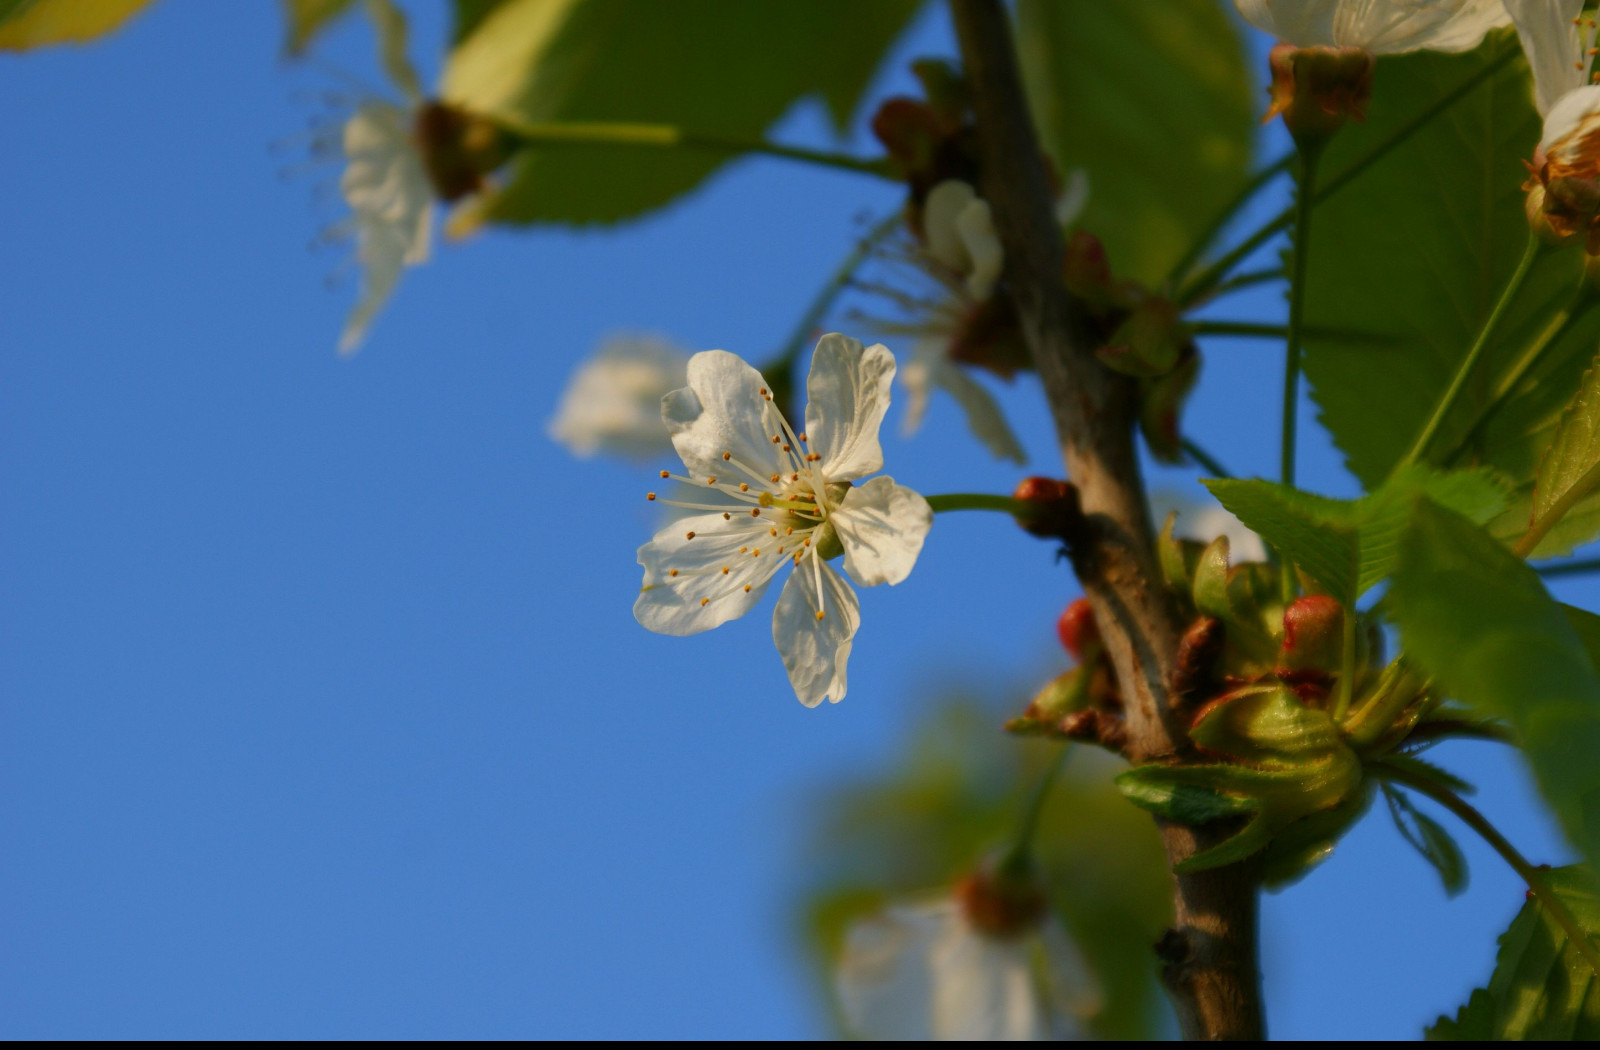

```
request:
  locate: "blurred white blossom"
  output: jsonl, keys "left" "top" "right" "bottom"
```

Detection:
{"left": 548, "top": 336, "right": 690, "bottom": 459}
{"left": 633, "top": 336, "right": 931, "bottom": 707}
{"left": 337, "top": 101, "right": 433, "bottom": 354}
{"left": 835, "top": 894, "right": 1099, "bottom": 1041}
{"left": 1233, "top": 0, "right": 1509, "bottom": 53}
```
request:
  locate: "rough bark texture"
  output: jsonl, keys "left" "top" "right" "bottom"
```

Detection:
{"left": 948, "top": 0, "right": 1265, "bottom": 1039}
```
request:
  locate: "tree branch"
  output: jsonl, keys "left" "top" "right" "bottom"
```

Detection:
{"left": 948, "top": 0, "right": 1264, "bottom": 1039}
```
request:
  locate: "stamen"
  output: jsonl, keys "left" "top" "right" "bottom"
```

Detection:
{"left": 647, "top": 493, "right": 656, "bottom": 500}
{"left": 770, "top": 528, "right": 778, "bottom": 536}
{"left": 743, "top": 584, "right": 751, "bottom": 592}
{"left": 706, "top": 476, "right": 717, "bottom": 485}
{"left": 751, "top": 508, "right": 761, "bottom": 517}
{"left": 660, "top": 470, "right": 670, "bottom": 478}
{"left": 798, "top": 433, "right": 807, "bottom": 443}
{"left": 723, "top": 513, "right": 731, "bottom": 520}
{"left": 815, "top": 610, "right": 826, "bottom": 621}
{"left": 739, "top": 483, "right": 749, "bottom": 492}
{"left": 721, "top": 567, "right": 730, "bottom": 574}
{"left": 669, "top": 569, "right": 679, "bottom": 577}
{"left": 685, "top": 531, "right": 696, "bottom": 540}
{"left": 701, "top": 598, "right": 710, "bottom": 606}
{"left": 722, "top": 452, "right": 732, "bottom": 461}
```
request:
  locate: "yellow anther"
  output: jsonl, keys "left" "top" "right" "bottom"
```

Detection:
{"left": 753, "top": 548, "right": 761, "bottom": 556}
{"left": 669, "top": 569, "right": 679, "bottom": 577}
{"left": 777, "top": 546, "right": 784, "bottom": 555}
{"left": 790, "top": 473, "right": 799, "bottom": 481}
{"left": 685, "top": 531, "right": 696, "bottom": 540}
{"left": 722, "top": 451, "right": 732, "bottom": 461}
{"left": 815, "top": 610, "right": 826, "bottom": 621}
{"left": 739, "top": 546, "right": 748, "bottom": 553}
{"left": 772, "top": 435, "right": 781, "bottom": 443}
{"left": 750, "top": 508, "right": 761, "bottom": 517}
{"left": 759, "top": 387, "right": 769, "bottom": 395}
{"left": 803, "top": 538, "right": 811, "bottom": 547}
{"left": 770, "top": 528, "right": 778, "bottom": 536}
{"left": 781, "top": 444, "right": 790, "bottom": 452}
{"left": 798, "top": 433, "right": 807, "bottom": 442}
{"left": 770, "top": 474, "right": 780, "bottom": 483}
{"left": 706, "top": 476, "right": 717, "bottom": 485}
{"left": 647, "top": 493, "right": 657, "bottom": 500}
{"left": 701, "top": 598, "right": 710, "bottom": 607}
{"left": 723, "top": 512, "right": 731, "bottom": 520}
{"left": 743, "top": 584, "right": 751, "bottom": 593}
{"left": 739, "top": 483, "right": 749, "bottom": 492}
{"left": 660, "top": 470, "right": 670, "bottom": 478}
{"left": 721, "top": 567, "right": 730, "bottom": 575}
{"left": 785, "top": 527, "right": 793, "bottom": 535}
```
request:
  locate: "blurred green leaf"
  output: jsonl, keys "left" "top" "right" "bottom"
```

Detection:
{"left": 1303, "top": 30, "right": 1600, "bottom": 490}
{"left": 0, "top": 0, "right": 154, "bottom": 50}
{"left": 799, "top": 698, "right": 1173, "bottom": 1040}
{"left": 1491, "top": 488, "right": 1600, "bottom": 560}
{"left": 364, "top": 0, "right": 421, "bottom": 102}
{"left": 281, "top": 0, "right": 355, "bottom": 54}
{"left": 1015, "top": 0, "right": 1254, "bottom": 286}
{"left": 440, "top": 0, "right": 918, "bottom": 226}
{"left": 1428, "top": 866, "right": 1600, "bottom": 1039}
{"left": 1382, "top": 783, "right": 1467, "bottom": 897}
{"left": 1524, "top": 353, "right": 1600, "bottom": 555}
{"left": 1389, "top": 500, "right": 1600, "bottom": 874}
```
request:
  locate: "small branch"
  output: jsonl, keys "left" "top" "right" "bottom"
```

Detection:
{"left": 925, "top": 492, "right": 1031, "bottom": 516}
{"left": 1540, "top": 556, "right": 1600, "bottom": 580}
{"left": 487, "top": 115, "right": 896, "bottom": 179}
{"left": 949, "top": 1, "right": 1262, "bottom": 1039}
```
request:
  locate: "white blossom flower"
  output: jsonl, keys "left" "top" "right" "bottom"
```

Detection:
{"left": 633, "top": 335, "right": 932, "bottom": 707}
{"left": 1234, "top": 0, "right": 1509, "bottom": 53}
{"left": 337, "top": 101, "right": 433, "bottom": 354}
{"left": 835, "top": 895, "right": 1099, "bottom": 1041}
{"left": 1505, "top": 0, "right": 1596, "bottom": 118}
{"left": 548, "top": 335, "right": 690, "bottom": 459}
{"left": 924, "top": 179, "right": 1005, "bottom": 302}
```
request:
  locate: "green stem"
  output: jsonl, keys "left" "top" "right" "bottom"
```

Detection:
{"left": 1165, "top": 154, "right": 1293, "bottom": 287}
{"left": 1444, "top": 288, "right": 1600, "bottom": 467}
{"left": 768, "top": 212, "right": 903, "bottom": 372}
{"left": 925, "top": 493, "right": 1032, "bottom": 516}
{"left": 1204, "top": 267, "right": 1287, "bottom": 301}
{"left": 1280, "top": 147, "right": 1322, "bottom": 603}
{"left": 1177, "top": 45, "right": 1519, "bottom": 308}
{"left": 1191, "top": 320, "right": 1394, "bottom": 343}
{"left": 1002, "top": 744, "right": 1073, "bottom": 873}
{"left": 1397, "top": 234, "right": 1544, "bottom": 472}
{"left": 1182, "top": 438, "right": 1233, "bottom": 479}
{"left": 1373, "top": 758, "right": 1600, "bottom": 980}
{"left": 487, "top": 115, "right": 896, "bottom": 179}
{"left": 1540, "top": 556, "right": 1600, "bottom": 579}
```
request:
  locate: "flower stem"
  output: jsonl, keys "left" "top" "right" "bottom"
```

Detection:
{"left": 1280, "top": 146, "right": 1322, "bottom": 604}
{"left": 768, "top": 211, "right": 903, "bottom": 372}
{"left": 1182, "top": 438, "right": 1233, "bottom": 479}
{"left": 487, "top": 115, "right": 897, "bottom": 179}
{"left": 1397, "top": 233, "right": 1544, "bottom": 472}
{"left": 1540, "top": 556, "right": 1600, "bottom": 579}
{"left": 925, "top": 492, "right": 1032, "bottom": 516}
{"left": 1191, "top": 320, "right": 1393, "bottom": 343}
{"left": 1372, "top": 757, "right": 1600, "bottom": 980}
{"left": 1177, "top": 45, "right": 1519, "bottom": 308}
{"left": 1002, "top": 744, "right": 1072, "bottom": 873}
{"left": 1165, "top": 153, "right": 1293, "bottom": 288}
{"left": 1204, "top": 266, "right": 1287, "bottom": 301}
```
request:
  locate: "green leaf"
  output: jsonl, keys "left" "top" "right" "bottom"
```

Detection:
{"left": 1389, "top": 500, "right": 1600, "bottom": 874}
{"left": 0, "top": 0, "right": 154, "bottom": 49}
{"left": 1204, "top": 466, "right": 1507, "bottom": 603}
{"left": 439, "top": 0, "right": 918, "bottom": 226}
{"left": 1382, "top": 783, "right": 1468, "bottom": 897}
{"left": 281, "top": 0, "right": 356, "bottom": 54}
{"left": 1303, "top": 30, "right": 1600, "bottom": 489}
{"left": 1491, "top": 488, "right": 1600, "bottom": 560}
{"left": 1015, "top": 0, "right": 1254, "bottom": 286}
{"left": 1428, "top": 866, "right": 1600, "bottom": 1039}
{"left": 1523, "top": 352, "right": 1600, "bottom": 556}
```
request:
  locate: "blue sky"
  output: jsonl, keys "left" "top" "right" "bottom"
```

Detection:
{"left": 1, "top": 0, "right": 1588, "bottom": 1039}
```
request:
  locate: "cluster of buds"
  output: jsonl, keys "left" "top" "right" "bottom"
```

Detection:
{"left": 1264, "top": 44, "right": 1374, "bottom": 149}
{"left": 1061, "top": 232, "right": 1200, "bottom": 462}
{"left": 1007, "top": 598, "right": 1127, "bottom": 754}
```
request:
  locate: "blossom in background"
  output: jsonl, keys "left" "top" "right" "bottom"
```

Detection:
{"left": 1233, "top": 0, "right": 1509, "bottom": 53}
{"left": 834, "top": 882, "right": 1100, "bottom": 1041}
{"left": 337, "top": 100, "right": 434, "bottom": 354}
{"left": 633, "top": 335, "right": 932, "bottom": 707}
{"left": 548, "top": 335, "right": 690, "bottom": 459}
{"left": 1151, "top": 491, "right": 1268, "bottom": 562}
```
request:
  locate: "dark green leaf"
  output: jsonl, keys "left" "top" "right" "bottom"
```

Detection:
{"left": 1303, "top": 30, "right": 1600, "bottom": 489}
{"left": 440, "top": 0, "right": 918, "bottom": 225}
{"left": 1428, "top": 866, "right": 1600, "bottom": 1040}
{"left": 1015, "top": 0, "right": 1254, "bottom": 286}
{"left": 1389, "top": 500, "right": 1600, "bottom": 874}
{"left": 1382, "top": 784, "right": 1467, "bottom": 896}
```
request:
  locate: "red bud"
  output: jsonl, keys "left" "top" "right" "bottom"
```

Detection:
{"left": 1012, "top": 476, "right": 1081, "bottom": 539}
{"left": 1280, "top": 595, "right": 1344, "bottom": 671}
{"left": 1056, "top": 598, "right": 1099, "bottom": 659}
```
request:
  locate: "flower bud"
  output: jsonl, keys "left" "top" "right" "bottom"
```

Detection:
{"left": 1264, "top": 43, "right": 1373, "bottom": 149}
{"left": 1012, "top": 476, "right": 1082, "bottom": 539}
{"left": 955, "top": 867, "right": 1045, "bottom": 938}
{"left": 1056, "top": 598, "right": 1099, "bottom": 660}
{"left": 871, "top": 97, "right": 944, "bottom": 179}
{"left": 1278, "top": 595, "right": 1344, "bottom": 671}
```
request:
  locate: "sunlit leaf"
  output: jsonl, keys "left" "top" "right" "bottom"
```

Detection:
{"left": 441, "top": 0, "right": 918, "bottom": 226}
{"left": 1523, "top": 353, "right": 1600, "bottom": 556}
{"left": 0, "top": 0, "right": 154, "bottom": 50}
{"left": 1382, "top": 783, "right": 1467, "bottom": 897}
{"left": 1389, "top": 500, "right": 1600, "bottom": 874}
{"left": 1428, "top": 866, "right": 1600, "bottom": 1039}
{"left": 1303, "top": 30, "right": 1600, "bottom": 489}
{"left": 1015, "top": 0, "right": 1254, "bottom": 286}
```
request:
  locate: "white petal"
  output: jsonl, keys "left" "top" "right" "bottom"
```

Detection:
{"left": 832, "top": 476, "right": 933, "bottom": 588}
{"left": 662, "top": 350, "right": 789, "bottom": 482}
{"left": 956, "top": 198, "right": 1004, "bottom": 301}
{"left": 1234, "top": 0, "right": 1509, "bottom": 53}
{"left": 1540, "top": 83, "right": 1600, "bottom": 159}
{"left": 772, "top": 555, "right": 860, "bottom": 706}
{"left": 1038, "top": 918, "right": 1103, "bottom": 1032}
{"left": 1506, "top": 0, "right": 1588, "bottom": 116}
{"left": 634, "top": 513, "right": 782, "bottom": 636}
{"left": 337, "top": 103, "right": 433, "bottom": 354}
{"left": 923, "top": 180, "right": 978, "bottom": 273}
{"left": 1054, "top": 168, "right": 1091, "bottom": 228}
{"left": 929, "top": 921, "right": 1047, "bottom": 1041}
{"left": 932, "top": 358, "right": 1028, "bottom": 463}
{"left": 835, "top": 901, "right": 950, "bottom": 1041}
{"left": 804, "top": 335, "right": 895, "bottom": 482}
{"left": 548, "top": 335, "right": 689, "bottom": 459}
{"left": 899, "top": 341, "right": 938, "bottom": 437}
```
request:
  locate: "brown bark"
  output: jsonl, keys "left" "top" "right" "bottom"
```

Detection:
{"left": 947, "top": 0, "right": 1265, "bottom": 1039}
